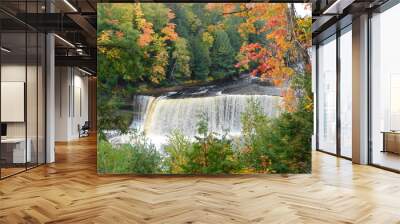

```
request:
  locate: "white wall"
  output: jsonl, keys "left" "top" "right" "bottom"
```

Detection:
{"left": 55, "top": 67, "right": 89, "bottom": 141}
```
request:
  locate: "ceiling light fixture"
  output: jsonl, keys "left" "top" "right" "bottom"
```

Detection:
{"left": 54, "top": 34, "right": 75, "bottom": 48}
{"left": 78, "top": 67, "right": 93, "bottom": 76}
{"left": 1, "top": 47, "right": 11, "bottom": 53}
{"left": 323, "top": 0, "right": 355, "bottom": 15}
{"left": 63, "top": 0, "right": 78, "bottom": 12}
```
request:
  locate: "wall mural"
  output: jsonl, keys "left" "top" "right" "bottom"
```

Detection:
{"left": 97, "top": 3, "right": 312, "bottom": 174}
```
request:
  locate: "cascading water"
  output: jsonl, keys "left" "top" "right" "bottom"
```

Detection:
{"left": 130, "top": 95, "right": 155, "bottom": 131}
{"left": 144, "top": 95, "right": 280, "bottom": 136}
{"left": 125, "top": 94, "right": 281, "bottom": 148}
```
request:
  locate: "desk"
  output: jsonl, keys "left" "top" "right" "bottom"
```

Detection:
{"left": 1, "top": 138, "right": 31, "bottom": 163}
{"left": 382, "top": 131, "right": 400, "bottom": 154}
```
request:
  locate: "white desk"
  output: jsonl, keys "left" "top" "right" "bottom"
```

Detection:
{"left": 1, "top": 138, "right": 31, "bottom": 163}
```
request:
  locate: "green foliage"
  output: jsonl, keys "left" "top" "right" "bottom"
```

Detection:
{"left": 97, "top": 3, "right": 312, "bottom": 175}
{"left": 97, "top": 131, "right": 162, "bottom": 174}
{"left": 170, "top": 37, "right": 191, "bottom": 81}
{"left": 164, "top": 114, "right": 241, "bottom": 174}
{"left": 184, "top": 134, "right": 240, "bottom": 174}
{"left": 97, "top": 4, "right": 143, "bottom": 133}
{"left": 97, "top": 3, "right": 246, "bottom": 133}
{"left": 164, "top": 130, "right": 192, "bottom": 173}
{"left": 141, "top": 4, "right": 170, "bottom": 32}
{"left": 240, "top": 98, "right": 270, "bottom": 148}
{"left": 171, "top": 4, "right": 192, "bottom": 38}
{"left": 191, "top": 37, "right": 211, "bottom": 80}
{"left": 239, "top": 75, "right": 313, "bottom": 174}
{"left": 224, "top": 16, "right": 245, "bottom": 52}
{"left": 97, "top": 96, "right": 132, "bottom": 138}
{"left": 210, "top": 30, "right": 236, "bottom": 79}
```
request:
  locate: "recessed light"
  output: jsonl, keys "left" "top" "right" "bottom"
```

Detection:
{"left": 63, "top": 0, "right": 78, "bottom": 12}
{"left": 1, "top": 47, "right": 11, "bottom": 53}
{"left": 323, "top": 0, "right": 355, "bottom": 15}
{"left": 78, "top": 67, "right": 93, "bottom": 76}
{"left": 54, "top": 34, "right": 75, "bottom": 48}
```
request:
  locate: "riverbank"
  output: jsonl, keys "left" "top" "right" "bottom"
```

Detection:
{"left": 137, "top": 74, "right": 282, "bottom": 98}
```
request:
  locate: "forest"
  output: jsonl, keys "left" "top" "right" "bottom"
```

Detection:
{"left": 97, "top": 3, "right": 313, "bottom": 174}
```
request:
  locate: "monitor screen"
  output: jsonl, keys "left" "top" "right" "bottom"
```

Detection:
{"left": 1, "top": 123, "right": 7, "bottom": 137}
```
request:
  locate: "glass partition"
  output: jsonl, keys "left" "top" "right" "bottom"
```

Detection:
{"left": 1, "top": 31, "right": 28, "bottom": 177}
{"left": 27, "top": 31, "right": 38, "bottom": 169}
{"left": 0, "top": 1, "right": 46, "bottom": 179}
{"left": 339, "top": 26, "right": 352, "bottom": 158}
{"left": 38, "top": 32, "right": 46, "bottom": 165}
{"left": 371, "top": 4, "right": 400, "bottom": 171}
{"left": 317, "top": 35, "right": 337, "bottom": 154}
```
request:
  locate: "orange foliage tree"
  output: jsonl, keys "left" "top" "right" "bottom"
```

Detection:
{"left": 207, "top": 3, "right": 311, "bottom": 112}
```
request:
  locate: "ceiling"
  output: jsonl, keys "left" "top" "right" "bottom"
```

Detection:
{"left": 0, "top": 0, "right": 97, "bottom": 74}
{"left": 312, "top": 0, "right": 390, "bottom": 44}
{"left": 7, "top": 0, "right": 393, "bottom": 73}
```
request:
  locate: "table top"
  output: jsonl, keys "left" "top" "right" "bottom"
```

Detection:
{"left": 1, "top": 138, "right": 30, "bottom": 143}
{"left": 381, "top": 131, "right": 400, "bottom": 134}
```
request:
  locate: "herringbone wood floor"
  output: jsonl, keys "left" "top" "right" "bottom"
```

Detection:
{"left": 1, "top": 136, "right": 400, "bottom": 224}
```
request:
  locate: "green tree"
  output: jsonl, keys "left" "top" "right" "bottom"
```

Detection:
{"left": 97, "top": 4, "right": 144, "bottom": 134}
{"left": 170, "top": 37, "right": 191, "bottom": 81}
{"left": 141, "top": 3, "right": 170, "bottom": 32}
{"left": 210, "top": 30, "right": 236, "bottom": 79}
{"left": 223, "top": 16, "right": 244, "bottom": 52}
{"left": 97, "top": 131, "right": 162, "bottom": 174}
{"left": 191, "top": 36, "right": 211, "bottom": 80}
{"left": 171, "top": 4, "right": 200, "bottom": 38}
{"left": 164, "top": 130, "right": 192, "bottom": 173}
{"left": 182, "top": 114, "right": 240, "bottom": 174}
{"left": 239, "top": 74, "right": 313, "bottom": 173}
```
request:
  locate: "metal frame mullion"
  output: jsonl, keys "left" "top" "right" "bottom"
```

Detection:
{"left": 367, "top": 10, "right": 373, "bottom": 165}
{"left": 0, "top": 19, "right": 2, "bottom": 179}
{"left": 316, "top": 45, "right": 320, "bottom": 151}
{"left": 336, "top": 28, "right": 341, "bottom": 157}
{"left": 25, "top": 0, "right": 28, "bottom": 171}
{"left": 36, "top": 0, "right": 39, "bottom": 167}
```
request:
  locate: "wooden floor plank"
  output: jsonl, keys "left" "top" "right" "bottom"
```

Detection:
{"left": 0, "top": 135, "right": 399, "bottom": 223}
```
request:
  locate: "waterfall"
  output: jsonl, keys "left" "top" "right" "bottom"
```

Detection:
{"left": 130, "top": 95, "right": 155, "bottom": 131}
{"left": 132, "top": 94, "right": 281, "bottom": 139}
{"left": 108, "top": 94, "right": 281, "bottom": 148}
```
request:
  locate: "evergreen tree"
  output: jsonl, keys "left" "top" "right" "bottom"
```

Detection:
{"left": 171, "top": 4, "right": 196, "bottom": 39}
{"left": 141, "top": 3, "right": 170, "bottom": 32}
{"left": 170, "top": 37, "right": 191, "bottom": 81}
{"left": 210, "top": 30, "right": 236, "bottom": 79}
{"left": 191, "top": 36, "right": 210, "bottom": 80}
{"left": 224, "top": 16, "right": 244, "bottom": 52}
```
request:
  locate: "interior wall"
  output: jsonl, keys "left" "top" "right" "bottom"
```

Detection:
{"left": 55, "top": 66, "right": 69, "bottom": 141}
{"left": 1, "top": 64, "right": 34, "bottom": 138}
{"left": 55, "top": 66, "right": 89, "bottom": 141}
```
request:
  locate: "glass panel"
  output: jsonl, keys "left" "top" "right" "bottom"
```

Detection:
{"left": 1, "top": 31, "right": 27, "bottom": 177}
{"left": 371, "top": 4, "right": 400, "bottom": 171}
{"left": 26, "top": 0, "right": 39, "bottom": 168}
{"left": 318, "top": 36, "right": 337, "bottom": 154}
{"left": 27, "top": 31, "right": 38, "bottom": 169}
{"left": 0, "top": 0, "right": 46, "bottom": 178}
{"left": 340, "top": 27, "right": 352, "bottom": 158}
{"left": 38, "top": 32, "right": 45, "bottom": 165}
